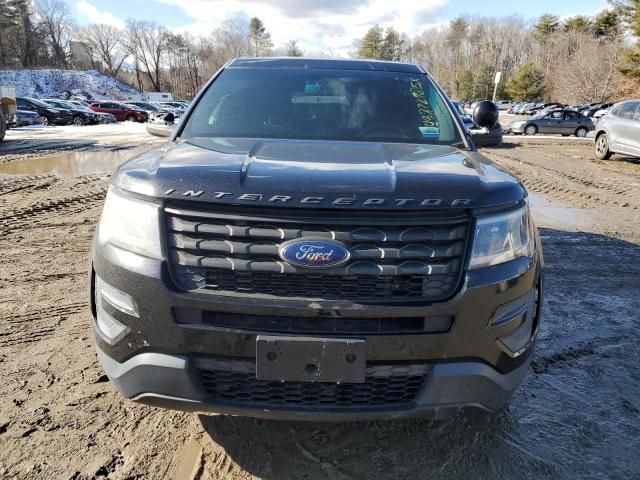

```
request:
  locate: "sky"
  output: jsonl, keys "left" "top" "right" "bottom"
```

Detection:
{"left": 73, "top": 0, "right": 611, "bottom": 54}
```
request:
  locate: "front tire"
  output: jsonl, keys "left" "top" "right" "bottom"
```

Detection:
{"left": 575, "top": 127, "right": 588, "bottom": 138}
{"left": 126, "top": 114, "right": 136, "bottom": 122}
{"left": 595, "top": 133, "right": 612, "bottom": 160}
{"left": 73, "top": 115, "right": 85, "bottom": 126}
{"left": 524, "top": 125, "right": 537, "bottom": 136}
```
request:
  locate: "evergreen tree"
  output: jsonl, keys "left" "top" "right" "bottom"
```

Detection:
{"left": 610, "top": 0, "right": 640, "bottom": 76}
{"left": 358, "top": 25, "right": 384, "bottom": 59}
{"left": 534, "top": 14, "right": 560, "bottom": 41}
{"left": 564, "top": 15, "right": 593, "bottom": 33}
{"left": 592, "top": 9, "right": 620, "bottom": 38}
{"left": 248, "top": 17, "right": 273, "bottom": 57}
{"left": 506, "top": 62, "right": 546, "bottom": 101}
{"left": 285, "top": 40, "right": 303, "bottom": 57}
{"left": 381, "top": 27, "right": 406, "bottom": 61}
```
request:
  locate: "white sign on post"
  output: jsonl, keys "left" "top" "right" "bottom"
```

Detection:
{"left": 492, "top": 71, "right": 502, "bottom": 102}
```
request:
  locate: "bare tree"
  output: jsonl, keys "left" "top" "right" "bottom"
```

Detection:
{"left": 126, "top": 19, "right": 168, "bottom": 91}
{"left": 34, "top": 0, "right": 73, "bottom": 68}
{"left": 78, "top": 24, "right": 129, "bottom": 77}
{"left": 553, "top": 34, "right": 623, "bottom": 103}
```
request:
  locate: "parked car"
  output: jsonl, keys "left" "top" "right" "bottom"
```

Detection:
{"left": 126, "top": 101, "right": 172, "bottom": 114}
{"left": 593, "top": 106, "right": 611, "bottom": 119}
{"left": 512, "top": 103, "right": 533, "bottom": 114}
{"left": 510, "top": 108, "right": 595, "bottom": 136}
{"left": 523, "top": 103, "right": 544, "bottom": 115}
{"left": 16, "top": 97, "right": 73, "bottom": 126}
{"left": 594, "top": 100, "right": 640, "bottom": 159}
{"left": 89, "top": 101, "right": 148, "bottom": 122}
{"left": 452, "top": 101, "right": 503, "bottom": 146}
{"left": 43, "top": 99, "right": 100, "bottom": 126}
{"left": 67, "top": 99, "right": 91, "bottom": 108}
{"left": 583, "top": 103, "right": 614, "bottom": 118}
{"left": 90, "top": 57, "right": 542, "bottom": 420}
{"left": 15, "top": 109, "right": 44, "bottom": 126}
{"left": 495, "top": 100, "right": 513, "bottom": 110}
{"left": 156, "top": 101, "right": 188, "bottom": 112}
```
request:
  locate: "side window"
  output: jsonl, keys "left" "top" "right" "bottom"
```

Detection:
{"left": 618, "top": 102, "right": 639, "bottom": 120}
{"left": 546, "top": 111, "right": 562, "bottom": 120}
{"left": 564, "top": 111, "right": 578, "bottom": 120}
{"left": 16, "top": 98, "right": 27, "bottom": 108}
{"left": 633, "top": 105, "right": 640, "bottom": 122}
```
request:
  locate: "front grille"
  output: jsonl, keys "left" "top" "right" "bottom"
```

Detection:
{"left": 197, "top": 361, "right": 430, "bottom": 408}
{"left": 164, "top": 204, "right": 469, "bottom": 303}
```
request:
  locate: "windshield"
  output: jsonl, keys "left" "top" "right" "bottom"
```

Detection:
{"left": 181, "top": 68, "right": 462, "bottom": 145}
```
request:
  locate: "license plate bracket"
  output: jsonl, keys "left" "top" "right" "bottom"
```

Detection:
{"left": 256, "top": 335, "right": 366, "bottom": 383}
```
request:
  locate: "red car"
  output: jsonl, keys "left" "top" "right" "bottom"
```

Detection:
{"left": 89, "top": 101, "right": 148, "bottom": 122}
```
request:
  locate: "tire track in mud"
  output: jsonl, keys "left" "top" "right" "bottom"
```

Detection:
{"left": 490, "top": 149, "right": 626, "bottom": 193}
{"left": 0, "top": 190, "right": 106, "bottom": 235}
{"left": 0, "top": 302, "right": 87, "bottom": 348}
{"left": 488, "top": 150, "right": 636, "bottom": 208}
{"left": 0, "top": 174, "right": 60, "bottom": 197}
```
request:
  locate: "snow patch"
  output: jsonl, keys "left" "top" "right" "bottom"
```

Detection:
{"left": 0, "top": 69, "right": 140, "bottom": 100}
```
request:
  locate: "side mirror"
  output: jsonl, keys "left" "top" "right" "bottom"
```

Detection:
{"left": 472, "top": 101, "right": 499, "bottom": 128}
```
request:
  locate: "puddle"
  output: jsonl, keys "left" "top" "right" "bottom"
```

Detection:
{"left": 529, "top": 193, "right": 590, "bottom": 228}
{"left": 0, "top": 148, "right": 146, "bottom": 177}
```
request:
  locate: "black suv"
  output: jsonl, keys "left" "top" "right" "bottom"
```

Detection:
{"left": 89, "top": 58, "right": 543, "bottom": 420}
{"left": 43, "top": 99, "right": 99, "bottom": 126}
{"left": 16, "top": 97, "right": 73, "bottom": 126}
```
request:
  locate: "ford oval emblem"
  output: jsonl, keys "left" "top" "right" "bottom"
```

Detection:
{"left": 279, "top": 238, "right": 351, "bottom": 269}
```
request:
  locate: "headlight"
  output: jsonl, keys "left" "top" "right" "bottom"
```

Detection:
{"left": 97, "top": 187, "right": 162, "bottom": 259}
{"left": 469, "top": 206, "right": 534, "bottom": 269}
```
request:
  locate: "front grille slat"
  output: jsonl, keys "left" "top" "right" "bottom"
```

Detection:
{"left": 168, "top": 217, "right": 467, "bottom": 242}
{"left": 165, "top": 205, "right": 469, "bottom": 303}
{"left": 169, "top": 232, "right": 465, "bottom": 260}
{"left": 171, "top": 250, "right": 460, "bottom": 275}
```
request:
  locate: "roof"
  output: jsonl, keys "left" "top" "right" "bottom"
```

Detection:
{"left": 228, "top": 57, "right": 423, "bottom": 74}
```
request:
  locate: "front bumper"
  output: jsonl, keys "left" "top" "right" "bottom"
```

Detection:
{"left": 97, "top": 345, "right": 531, "bottom": 420}
{"left": 509, "top": 123, "right": 526, "bottom": 134}
{"left": 90, "top": 236, "right": 543, "bottom": 420}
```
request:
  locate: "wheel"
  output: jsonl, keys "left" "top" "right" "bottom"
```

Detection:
{"left": 40, "top": 116, "right": 49, "bottom": 126}
{"left": 73, "top": 115, "right": 85, "bottom": 126}
{"left": 575, "top": 127, "right": 588, "bottom": 137}
{"left": 126, "top": 114, "right": 136, "bottom": 122}
{"left": 524, "top": 124, "right": 537, "bottom": 136}
{"left": 595, "top": 133, "right": 612, "bottom": 160}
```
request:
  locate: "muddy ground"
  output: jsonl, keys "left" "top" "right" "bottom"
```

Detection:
{"left": 0, "top": 125, "right": 638, "bottom": 479}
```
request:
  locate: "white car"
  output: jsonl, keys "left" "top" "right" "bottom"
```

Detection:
{"left": 593, "top": 108, "right": 610, "bottom": 119}
{"left": 495, "top": 100, "right": 513, "bottom": 111}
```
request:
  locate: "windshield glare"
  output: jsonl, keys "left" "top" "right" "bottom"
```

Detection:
{"left": 181, "top": 68, "right": 461, "bottom": 145}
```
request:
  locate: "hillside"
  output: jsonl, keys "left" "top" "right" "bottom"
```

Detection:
{"left": 0, "top": 69, "right": 140, "bottom": 100}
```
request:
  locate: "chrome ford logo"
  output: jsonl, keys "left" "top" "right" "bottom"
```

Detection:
{"left": 279, "top": 239, "right": 350, "bottom": 269}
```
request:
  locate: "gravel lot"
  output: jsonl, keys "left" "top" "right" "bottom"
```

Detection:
{"left": 0, "top": 125, "right": 638, "bottom": 479}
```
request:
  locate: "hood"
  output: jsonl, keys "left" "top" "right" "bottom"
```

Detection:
{"left": 113, "top": 138, "right": 525, "bottom": 210}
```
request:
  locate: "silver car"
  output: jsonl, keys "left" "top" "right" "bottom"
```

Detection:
{"left": 594, "top": 100, "right": 640, "bottom": 160}
{"left": 510, "top": 109, "right": 594, "bottom": 137}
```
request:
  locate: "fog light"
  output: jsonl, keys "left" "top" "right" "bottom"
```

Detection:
{"left": 94, "top": 276, "right": 138, "bottom": 344}
{"left": 96, "top": 305, "right": 129, "bottom": 345}
{"left": 96, "top": 276, "right": 139, "bottom": 317}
